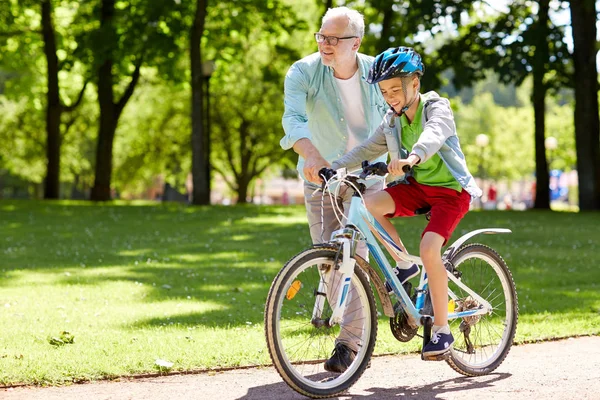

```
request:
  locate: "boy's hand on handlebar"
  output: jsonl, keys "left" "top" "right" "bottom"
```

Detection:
{"left": 388, "top": 159, "right": 414, "bottom": 176}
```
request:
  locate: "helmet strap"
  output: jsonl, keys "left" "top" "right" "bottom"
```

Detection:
{"left": 393, "top": 75, "right": 420, "bottom": 116}
{"left": 401, "top": 93, "right": 417, "bottom": 113}
{"left": 398, "top": 89, "right": 419, "bottom": 115}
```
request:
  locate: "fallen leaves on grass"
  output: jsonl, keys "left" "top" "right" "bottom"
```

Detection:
{"left": 48, "top": 331, "right": 75, "bottom": 346}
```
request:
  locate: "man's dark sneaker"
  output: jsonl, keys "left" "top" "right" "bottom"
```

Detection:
{"left": 385, "top": 263, "right": 420, "bottom": 292}
{"left": 324, "top": 343, "right": 356, "bottom": 373}
{"left": 422, "top": 331, "right": 454, "bottom": 358}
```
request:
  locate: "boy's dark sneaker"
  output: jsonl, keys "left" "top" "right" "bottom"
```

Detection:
{"left": 385, "top": 264, "right": 420, "bottom": 292}
{"left": 422, "top": 331, "right": 454, "bottom": 358}
{"left": 324, "top": 343, "right": 356, "bottom": 373}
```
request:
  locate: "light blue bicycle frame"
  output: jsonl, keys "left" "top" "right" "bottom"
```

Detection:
{"left": 325, "top": 181, "right": 510, "bottom": 330}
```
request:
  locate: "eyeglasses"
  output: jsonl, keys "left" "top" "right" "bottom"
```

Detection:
{"left": 314, "top": 33, "right": 358, "bottom": 46}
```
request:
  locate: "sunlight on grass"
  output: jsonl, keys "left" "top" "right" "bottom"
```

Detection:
{"left": 117, "top": 248, "right": 156, "bottom": 257}
{"left": 243, "top": 214, "right": 308, "bottom": 224}
{"left": 0, "top": 201, "right": 599, "bottom": 385}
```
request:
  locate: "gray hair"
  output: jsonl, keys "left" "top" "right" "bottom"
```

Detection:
{"left": 322, "top": 7, "right": 365, "bottom": 39}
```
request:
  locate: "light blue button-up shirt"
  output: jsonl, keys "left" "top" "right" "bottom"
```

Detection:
{"left": 281, "top": 52, "right": 388, "bottom": 182}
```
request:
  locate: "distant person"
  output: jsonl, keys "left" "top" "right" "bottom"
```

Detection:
{"left": 485, "top": 184, "right": 497, "bottom": 210}
{"left": 330, "top": 46, "right": 482, "bottom": 359}
{"left": 280, "top": 6, "right": 389, "bottom": 373}
{"left": 282, "top": 190, "right": 289, "bottom": 205}
{"left": 503, "top": 193, "right": 513, "bottom": 210}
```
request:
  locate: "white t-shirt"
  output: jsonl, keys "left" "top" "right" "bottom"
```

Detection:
{"left": 334, "top": 70, "right": 367, "bottom": 154}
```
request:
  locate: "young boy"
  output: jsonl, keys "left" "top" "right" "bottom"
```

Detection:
{"left": 329, "top": 46, "right": 482, "bottom": 358}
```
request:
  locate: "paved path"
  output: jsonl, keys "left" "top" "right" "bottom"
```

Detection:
{"left": 3, "top": 336, "right": 600, "bottom": 400}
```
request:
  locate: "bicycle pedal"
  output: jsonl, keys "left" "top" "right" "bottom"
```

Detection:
{"left": 421, "top": 351, "right": 451, "bottom": 362}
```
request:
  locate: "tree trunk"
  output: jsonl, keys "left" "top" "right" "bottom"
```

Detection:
{"left": 190, "top": 0, "right": 210, "bottom": 205}
{"left": 90, "top": 0, "right": 142, "bottom": 201}
{"left": 570, "top": 0, "right": 600, "bottom": 210}
{"left": 41, "top": 0, "right": 61, "bottom": 199}
{"left": 532, "top": 0, "right": 550, "bottom": 209}
{"left": 91, "top": 0, "right": 117, "bottom": 201}
{"left": 91, "top": 86, "right": 118, "bottom": 201}
{"left": 237, "top": 177, "right": 250, "bottom": 204}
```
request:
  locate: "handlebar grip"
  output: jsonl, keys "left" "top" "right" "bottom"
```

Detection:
{"left": 372, "top": 162, "right": 389, "bottom": 176}
{"left": 318, "top": 167, "right": 336, "bottom": 181}
{"left": 360, "top": 161, "right": 411, "bottom": 179}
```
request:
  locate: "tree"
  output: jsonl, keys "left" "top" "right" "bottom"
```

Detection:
{"left": 205, "top": 1, "right": 307, "bottom": 203}
{"left": 211, "top": 57, "right": 292, "bottom": 203}
{"left": 71, "top": 0, "right": 187, "bottom": 201}
{"left": 109, "top": 77, "right": 190, "bottom": 198}
{"left": 0, "top": 0, "right": 87, "bottom": 199}
{"left": 40, "top": 0, "right": 86, "bottom": 199}
{"left": 437, "top": 1, "right": 571, "bottom": 209}
{"left": 190, "top": 0, "right": 209, "bottom": 205}
{"left": 569, "top": 0, "right": 600, "bottom": 210}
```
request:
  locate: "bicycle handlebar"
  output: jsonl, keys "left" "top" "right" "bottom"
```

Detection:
{"left": 318, "top": 161, "right": 411, "bottom": 190}
{"left": 319, "top": 161, "right": 411, "bottom": 180}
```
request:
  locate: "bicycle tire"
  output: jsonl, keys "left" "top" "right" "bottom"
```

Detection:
{"left": 446, "top": 243, "right": 518, "bottom": 376}
{"left": 264, "top": 247, "right": 377, "bottom": 398}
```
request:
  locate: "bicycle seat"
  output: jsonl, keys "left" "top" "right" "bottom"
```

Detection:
{"left": 415, "top": 206, "right": 432, "bottom": 216}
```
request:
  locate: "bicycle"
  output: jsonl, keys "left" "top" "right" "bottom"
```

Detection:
{"left": 264, "top": 161, "right": 518, "bottom": 398}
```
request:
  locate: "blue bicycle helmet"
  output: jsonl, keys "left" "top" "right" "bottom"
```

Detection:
{"left": 367, "top": 47, "right": 424, "bottom": 84}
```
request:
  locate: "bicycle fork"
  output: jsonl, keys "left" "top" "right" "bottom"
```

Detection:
{"left": 311, "top": 237, "right": 356, "bottom": 328}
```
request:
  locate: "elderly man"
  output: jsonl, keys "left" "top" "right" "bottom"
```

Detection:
{"left": 280, "top": 7, "right": 391, "bottom": 373}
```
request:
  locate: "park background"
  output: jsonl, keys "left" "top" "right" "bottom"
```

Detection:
{"left": 0, "top": 0, "right": 599, "bottom": 387}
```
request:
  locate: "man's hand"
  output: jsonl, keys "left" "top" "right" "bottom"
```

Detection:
{"left": 304, "top": 155, "right": 331, "bottom": 184}
{"left": 292, "top": 139, "right": 331, "bottom": 184}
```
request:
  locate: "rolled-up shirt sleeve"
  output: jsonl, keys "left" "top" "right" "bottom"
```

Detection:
{"left": 281, "top": 63, "right": 312, "bottom": 150}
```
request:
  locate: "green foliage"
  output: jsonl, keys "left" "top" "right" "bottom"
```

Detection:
{"left": 0, "top": 0, "right": 590, "bottom": 201}
{"left": 113, "top": 76, "right": 190, "bottom": 197}
{"left": 455, "top": 92, "right": 534, "bottom": 180}
{"left": 204, "top": 0, "right": 311, "bottom": 200}
{"left": 0, "top": 0, "right": 97, "bottom": 194}
{"left": 453, "top": 76, "right": 575, "bottom": 180}
{"left": 453, "top": 93, "right": 575, "bottom": 180}
{"left": 71, "top": 0, "right": 188, "bottom": 83}
{"left": 0, "top": 97, "right": 45, "bottom": 183}
{"left": 439, "top": 1, "right": 572, "bottom": 91}
{"left": 347, "top": 0, "right": 481, "bottom": 89}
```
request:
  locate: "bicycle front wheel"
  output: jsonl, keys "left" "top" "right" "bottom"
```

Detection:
{"left": 446, "top": 243, "right": 518, "bottom": 376}
{"left": 264, "top": 247, "right": 377, "bottom": 398}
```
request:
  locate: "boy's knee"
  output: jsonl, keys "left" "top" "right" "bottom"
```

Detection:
{"left": 364, "top": 196, "right": 379, "bottom": 213}
{"left": 364, "top": 191, "right": 396, "bottom": 220}
{"left": 419, "top": 244, "right": 436, "bottom": 262}
{"left": 420, "top": 234, "right": 444, "bottom": 261}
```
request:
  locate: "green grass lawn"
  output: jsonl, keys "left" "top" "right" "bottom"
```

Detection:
{"left": 0, "top": 200, "right": 599, "bottom": 385}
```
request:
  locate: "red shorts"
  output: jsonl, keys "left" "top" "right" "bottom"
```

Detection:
{"left": 384, "top": 177, "right": 471, "bottom": 245}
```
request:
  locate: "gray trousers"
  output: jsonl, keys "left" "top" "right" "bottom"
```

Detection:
{"left": 303, "top": 181, "right": 382, "bottom": 352}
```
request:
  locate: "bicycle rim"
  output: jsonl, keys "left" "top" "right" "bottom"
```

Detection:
{"left": 265, "top": 249, "right": 376, "bottom": 398}
{"left": 447, "top": 244, "right": 518, "bottom": 375}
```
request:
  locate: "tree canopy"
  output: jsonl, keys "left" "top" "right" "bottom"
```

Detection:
{"left": 0, "top": 0, "right": 597, "bottom": 209}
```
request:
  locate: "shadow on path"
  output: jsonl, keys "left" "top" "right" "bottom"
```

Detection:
{"left": 237, "top": 372, "right": 511, "bottom": 399}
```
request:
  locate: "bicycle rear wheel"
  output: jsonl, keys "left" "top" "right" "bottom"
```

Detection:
{"left": 446, "top": 243, "right": 518, "bottom": 376}
{"left": 264, "top": 248, "right": 377, "bottom": 398}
